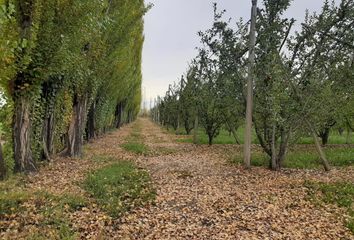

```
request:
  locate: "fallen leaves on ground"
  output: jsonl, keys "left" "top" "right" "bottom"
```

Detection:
{"left": 1, "top": 118, "right": 353, "bottom": 239}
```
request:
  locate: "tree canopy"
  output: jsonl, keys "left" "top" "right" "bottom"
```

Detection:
{"left": 0, "top": 0, "right": 150, "bottom": 176}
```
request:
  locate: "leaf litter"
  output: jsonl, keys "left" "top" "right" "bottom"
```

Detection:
{"left": 0, "top": 118, "right": 353, "bottom": 239}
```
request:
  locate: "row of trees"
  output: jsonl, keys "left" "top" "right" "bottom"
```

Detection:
{"left": 0, "top": 0, "right": 150, "bottom": 178}
{"left": 151, "top": 0, "right": 354, "bottom": 171}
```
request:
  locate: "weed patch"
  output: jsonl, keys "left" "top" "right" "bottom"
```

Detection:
{"left": 0, "top": 191, "right": 81, "bottom": 238}
{"left": 305, "top": 181, "right": 354, "bottom": 233}
{"left": 83, "top": 161, "right": 155, "bottom": 218}
{"left": 121, "top": 142, "right": 149, "bottom": 155}
{"left": 231, "top": 147, "right": 354, "bottom": 169}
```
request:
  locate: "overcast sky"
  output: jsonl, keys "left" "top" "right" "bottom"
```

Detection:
{"left": 141, "top": 0, "right": 340, "bottom": 104}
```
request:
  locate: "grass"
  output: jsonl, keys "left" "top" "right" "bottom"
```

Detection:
{"left": 0, "top": 190, "right": 30, "bottom": 214}
{"left": 298, "top": 133, "right": 353, "bottom": 145}
{"left": 305, "top": 181, "right": 354, "bottom": 233}
{"left": 90, "top": 154, "right": 116, "bottom": 164}
{"left": 176, "top": 127, "right": 258, "bottom": 145}
{"left": 121, "top": 142, "right": 149, "bottom": 155}
{"left": 173, "top": 125, "right": 353, "bottom": 145}
{"left": 83, "top": 161, "right": 155, "bottom": 218}
{"left": 121, "top": 123, "right": 150, "bottom": 155}
{"left": 232, "top": 146, "right": 354, "bottom": 169}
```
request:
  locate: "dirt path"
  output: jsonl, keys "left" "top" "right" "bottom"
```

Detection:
{"left": 2, "top": 118, "right": 353, "bottom": 239}
{"left": 116, "top": 118, "right": 353, "bottom": 240}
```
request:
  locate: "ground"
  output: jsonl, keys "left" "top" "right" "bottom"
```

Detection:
{"left": 1, "top": 118, "right": 354, "bottom": 239}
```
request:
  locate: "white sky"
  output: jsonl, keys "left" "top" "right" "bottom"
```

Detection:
{"left": 142, "top": 0, "right": 340, "bottom": 104}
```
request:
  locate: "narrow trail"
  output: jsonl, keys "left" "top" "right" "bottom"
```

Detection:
{"left": 116, "top": 118, "right": 354, "bottom": 240}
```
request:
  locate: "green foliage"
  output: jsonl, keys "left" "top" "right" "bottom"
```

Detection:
{"left": 0, "top": 0, "right": 149, "bottom": 174}
{"left": 83, "top": 161, "right": 155, "bottom": 218}
{"left": 154, "top": 1, "right": 354, "bottom": 170}
{"left": 3, "top": 141, "right": 14, "bottom": 175}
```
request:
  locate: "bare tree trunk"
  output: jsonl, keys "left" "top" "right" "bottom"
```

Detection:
{"left": 42, "top": 111, "right": 55, "bottom": 161}
{"left": 277, "top": 128, "right": 290, "bottom": 169}
{"left": 0, "top": 142, "right": 6, "bottom": 180}
{"left": 157, "top": 108, "right": 160, "bottom": 124}
{"left": 319, "top": 127, "right": 330, "bottom": 145}
{"left": 176, "top": 114, "right": 180, "bottom": 134}
{"left": 225, "top": 120, "right": 240, "bottom": 144}
{"left": 115, "top": 102, "right": 123, "bottom": 128}
{"left": 243, "top": 0, "right": 258, "bottom": 169}
{"left": 185, "top": 121, "right": 190, "bottom": 135}
{"left": 193, "top": 114, "right": 199, "bottom": 144}
{"left": 306, "top": 120, "right": 330, "bottom": 171}
{"left": 86, "top": 101, "right": 96, "bottom": 140}
{"left": 271, "top": 124, "right": 277, "bottom": 170}
{"left": 11, "top": 0, "right": 37, "bottom": 173}
{"left": 13, "top": 96, "right": 36, "bottom": 172}
{"left": 66, "top": 95, "right": 87, "bottom": 158}
{"left": 120, "top": 103, "right": 125, "bottom": 126}
{"left": 41, "top": 80, "right": 58, "bottom": 161}
{"left": 128, "top": 110, "right": 133, "bottom": 123}
{"left": 208, "top": 134, "right": 213, "bottom": 145}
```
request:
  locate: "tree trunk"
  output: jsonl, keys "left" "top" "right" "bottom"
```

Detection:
{"left": 173, "top": 121, "right": 178, "bottom": 131}
{"left": 176, "top": 113, "right": 180, "bottom": 134}
{"left": 208, "top": 133, "right": 213, "bottom": 146}
{"left": 40, "top": 80, "right": 58, "bottom": 161}
{"left": 271, "top": 124, "right": 277, "bottom": 170}
{"left": 306, "top": 120, "right": 330, "bottom": 171}
{"left": 185, "top": 118, "right": 193, "bottom": 135}
{"left": 0, "top": 143, "right": 6, "bottom": 180}
{"left": 243, "top": 0, "right": 258, "bottom": 169}
{"left": 13, "top": 95, "right": 36, "bottom": 172}
{"left": 66, "top": 95, "right": 87, "bottom": 158}
{"left": 225, "top": 120, "right": 240, "bottom": 144}
{"left": 42, "top": 111, "right": 55, "bottom": 161}
{"left": 86, "top": 101, "right": 96, "bottom": 140}
{"left": 11, "top": 1, "right": 37, "bottom": 173}
{"left": 254, "top": 119, "right": 272, "bottom": 157}
{"left": 115, "top": 102, "right": 123, "bottom": 128}
{"left": 157, "top": 109, "right": 160, "bottom": 124}
{"left": 129, "top": 110, "right": 133, "bottom": 123}
{"left": 193, "top": 114, "right": 199, "bottom": 144}
{"left": 126, "top": 110, "right": 131, "bottom": 123}
{"left": 319, "top": 127, "right": 330, "bottom": 145}
{"left": 276, "top": 128, "right": 290, "bottom": 169}
{"left": 185, "top": 120, "right": 191, "bottom": 135}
